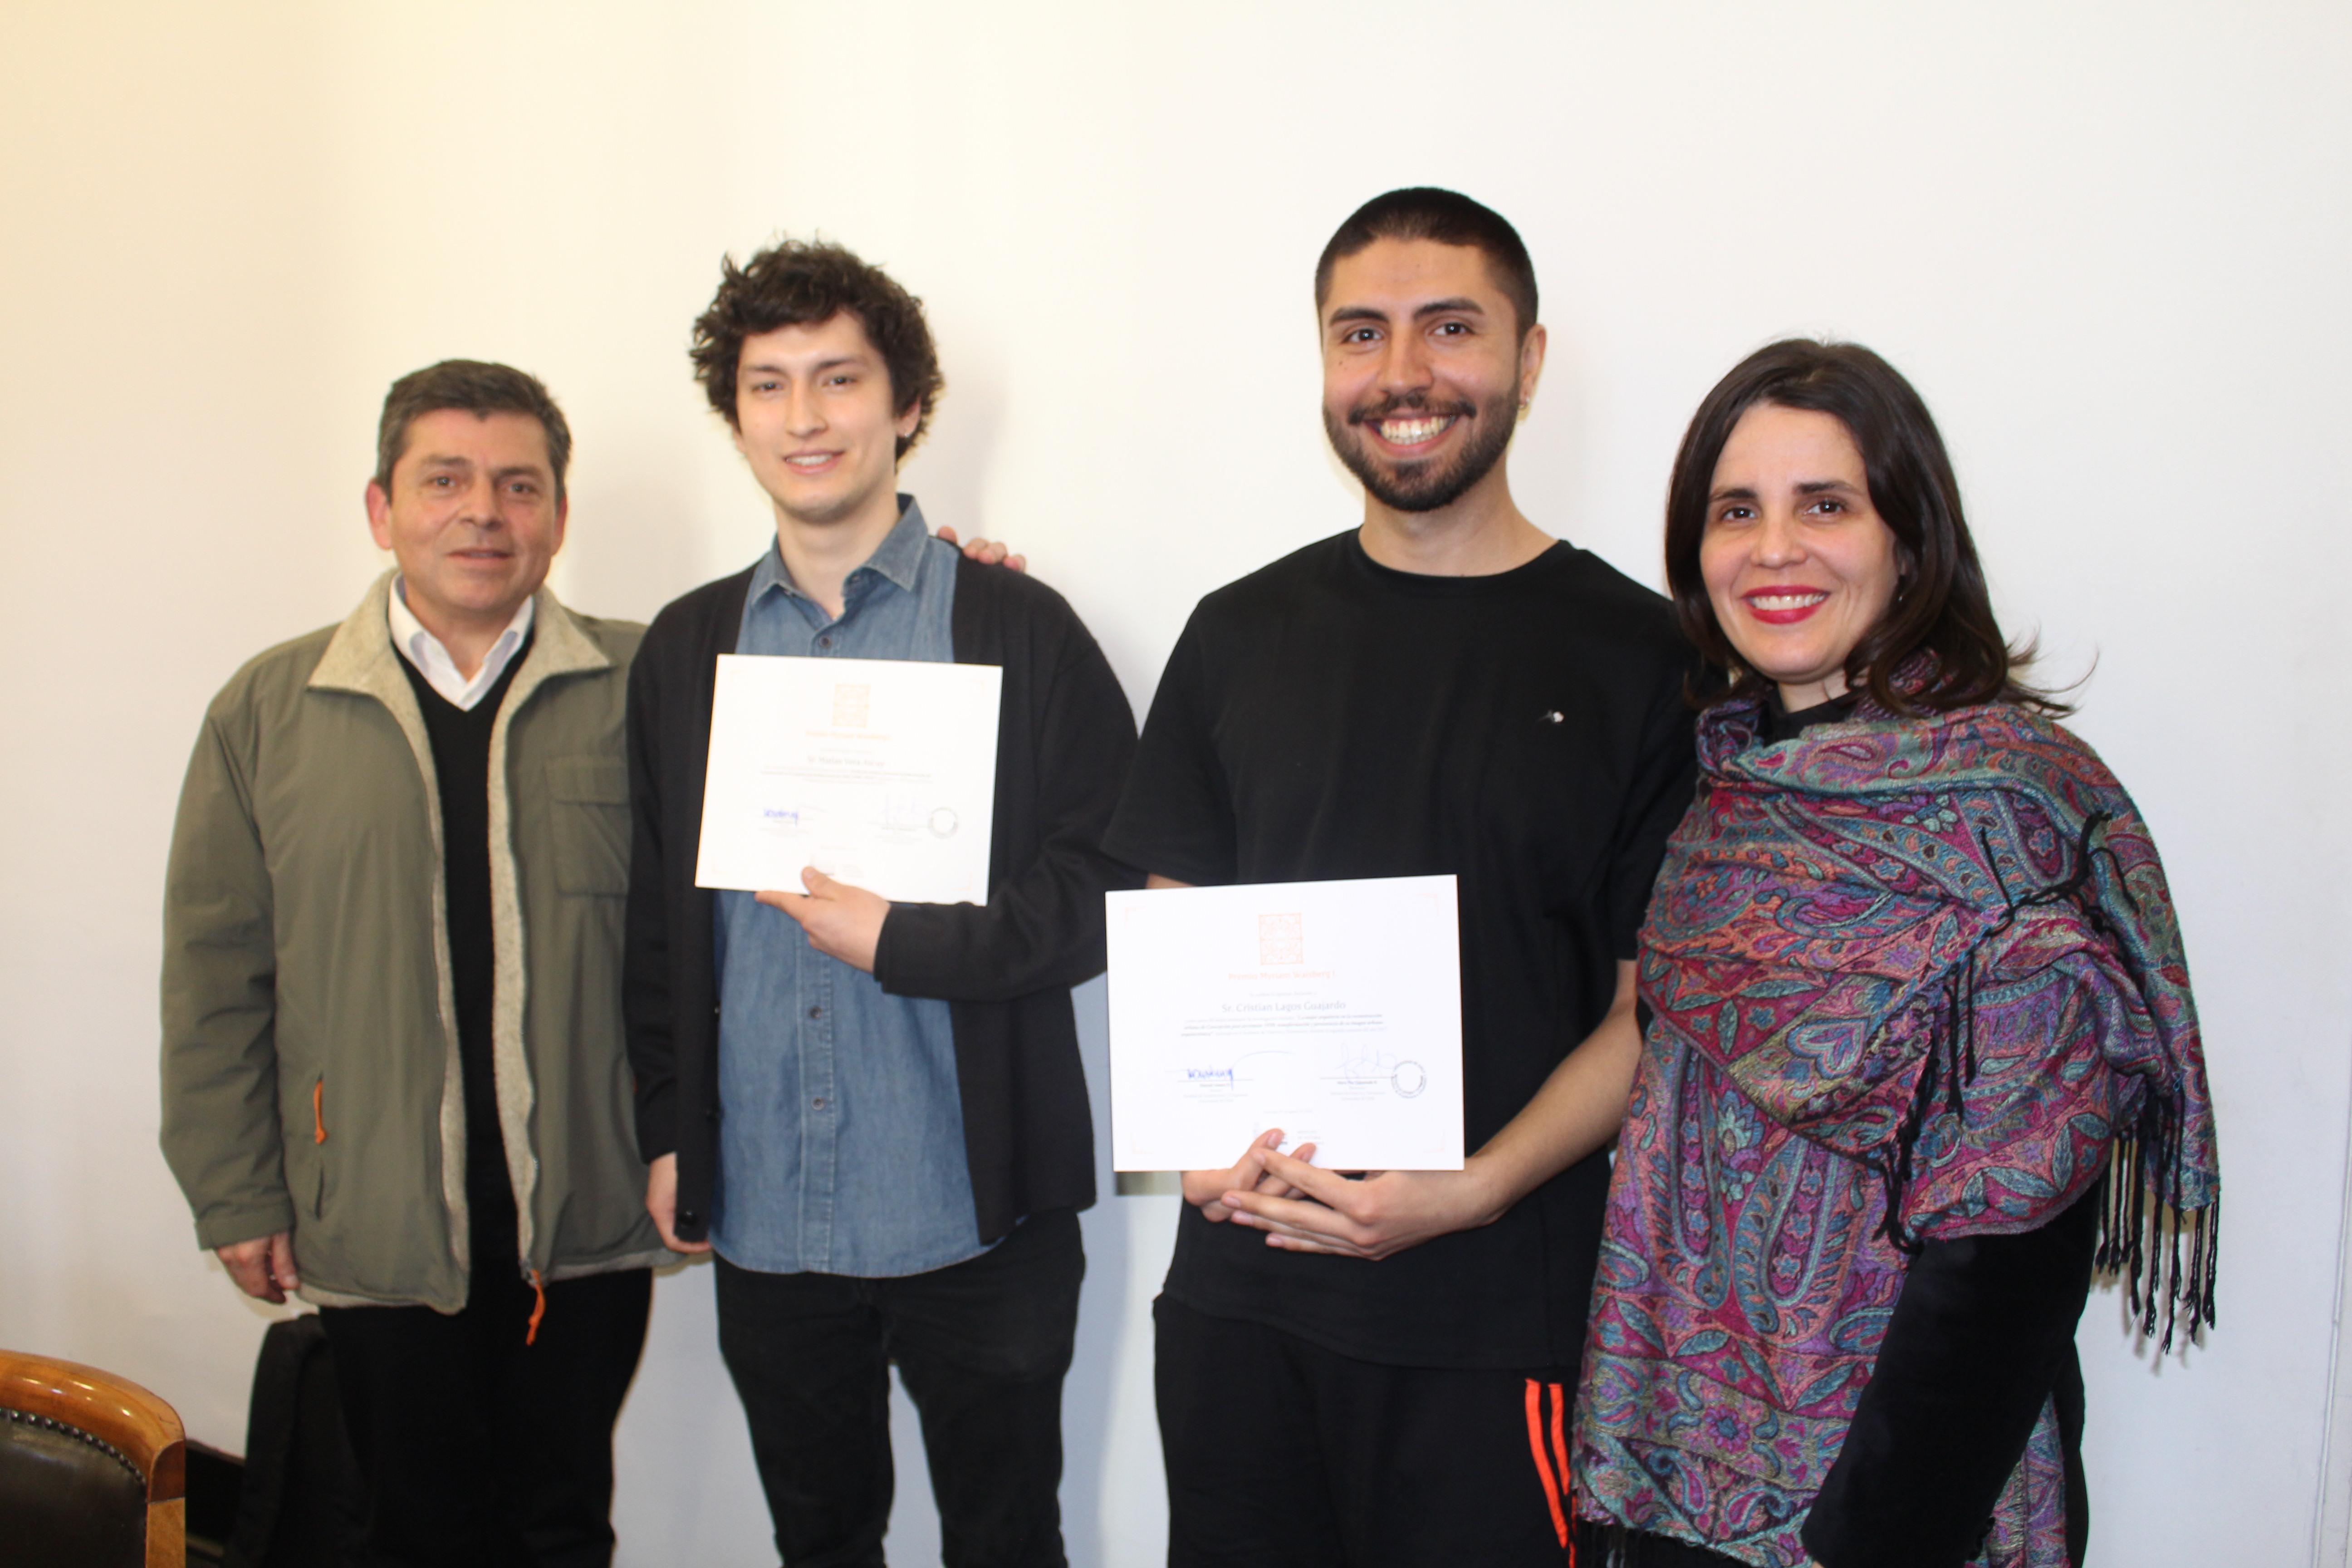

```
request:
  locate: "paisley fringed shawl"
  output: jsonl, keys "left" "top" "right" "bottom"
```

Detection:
{"left": 1572, "top": 696, "right": 2218, "bottom": 1566}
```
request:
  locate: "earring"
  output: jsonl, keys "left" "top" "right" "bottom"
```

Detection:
{"left": 1516, "top": 401, "right": 1531, "bottom": 424}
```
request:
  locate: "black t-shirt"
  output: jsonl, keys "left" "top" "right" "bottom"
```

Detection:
{"left": 1102, "top": 531, "right": 1697, "bottom": 1368}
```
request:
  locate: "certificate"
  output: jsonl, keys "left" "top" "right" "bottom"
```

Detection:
{"left": 1105, "top": 875, "right": 1463, "bottom": 1172}
{"left": 693, "top": 654, "right": 1001, "bottom": 904}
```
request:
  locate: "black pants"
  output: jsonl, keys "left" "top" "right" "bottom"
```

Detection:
{"left": 1156, "top": 1295, "right": 1583, "bottom": 1568}
{"left": 316, "top": 1263, "right": 651, "bottom": 1568}
{"left": 714, "top": 1209, "right": 1085, "bottom": 1568}
{"left": 1587, "top": 1532, "right": 1745, "bottom": 1567}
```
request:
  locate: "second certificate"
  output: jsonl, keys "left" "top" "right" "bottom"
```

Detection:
{"left": 1105, "top": 875, "right": 1464, "bottom": 1172}
{"left": 694, "top": 654, "right": 1002, "bottom": 904}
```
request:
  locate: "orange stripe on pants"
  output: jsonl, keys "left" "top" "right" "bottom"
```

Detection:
{"left": 1525, "top": 1378, "right": 1569, "bottom": 1548}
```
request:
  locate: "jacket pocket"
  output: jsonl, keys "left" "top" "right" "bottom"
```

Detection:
{"left": 545, "top": 756, "right": 631, "bottom": 896}
{"left": 307, "top": 1075, "right": 333, "bottom": 1220}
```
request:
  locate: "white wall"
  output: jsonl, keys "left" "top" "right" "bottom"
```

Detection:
{"left": 3, "top": 2, "right": 2347, "bottom": 1562}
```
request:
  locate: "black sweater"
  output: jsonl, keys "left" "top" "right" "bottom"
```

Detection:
{"left": 622, "top": 556, "right": 1141, "bottom": 1245}
{"left": 397, "top": 639, "right": 532, "bottom": 1263}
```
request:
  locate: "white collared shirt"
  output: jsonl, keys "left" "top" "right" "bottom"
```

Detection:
{"left": 387, "top": 579, "right": 537, "bottom": 711}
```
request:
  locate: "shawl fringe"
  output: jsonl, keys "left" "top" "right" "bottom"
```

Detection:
{"left": 1868, "top": 806, "right": 2218, "bottom": 1349}
{"left": 2095, "top": 1093, "right": 2220, "bottom": 1352}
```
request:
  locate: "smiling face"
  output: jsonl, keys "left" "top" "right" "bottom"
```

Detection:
{"left": 732, "top": 312, "right": 921, "bottom": 534}
{"left": 1700, "top": 402, "right": 1904, "bottom": 710}
{"left": 1319, "top": 237, "right": 1542, "bottom": 514}
{"left": 364, "top": 407, "right": 566, "bottom": 641}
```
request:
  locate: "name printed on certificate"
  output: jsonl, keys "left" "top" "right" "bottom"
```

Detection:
{"left": 693, "top": 654, "right": 1002, "bottom": 905}
{"left": 1105, "top": 875, "right": 1464, "bottom": 1172}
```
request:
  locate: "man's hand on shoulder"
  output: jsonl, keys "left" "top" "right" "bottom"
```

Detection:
{"left": 1216, "top": 1151, "right": 1511, "bottom": 1262}
{"left": 760, "top": 867, "right": 889, "bottom": 973}
{"left": 645, "top": 1152, "right": 712, "bottom": 1255}
{"left": 933, "top": 525, "right": 1027, "bottom": 573}
{"left": 216, "top": 1230, "right": 300, "bottom": 1303}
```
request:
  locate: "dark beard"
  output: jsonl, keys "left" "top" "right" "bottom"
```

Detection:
{"left": 1323, "top": 388, "right": 1518, "bottom": 513}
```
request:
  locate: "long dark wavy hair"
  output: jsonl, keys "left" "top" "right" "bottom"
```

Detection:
{"left": 1662, "top": 338, "right": 2067, "bottom": 716}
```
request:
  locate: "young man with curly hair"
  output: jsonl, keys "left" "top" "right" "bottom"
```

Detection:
{"left": 622, "top": 239, "right": 1137, "bottom": 1568}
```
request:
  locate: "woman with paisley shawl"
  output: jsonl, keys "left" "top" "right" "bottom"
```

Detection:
{"left": 1570, "top": 340, "right": 2220, "bottom": 1568}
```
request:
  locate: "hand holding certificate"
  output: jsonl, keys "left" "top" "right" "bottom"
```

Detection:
{"left": 1105, "top": 875, "right": 1464, "bottom": 1173}
{"left": 695, "top": 654, "right": 1002, "bottom": 903}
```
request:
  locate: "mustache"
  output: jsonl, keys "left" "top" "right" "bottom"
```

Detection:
{"left": 1346, "top": 392, "right": 1478, "bottom": 427}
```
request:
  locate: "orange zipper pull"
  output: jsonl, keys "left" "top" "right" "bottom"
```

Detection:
{"left": 313, "top": 1078, "right": 327, "bottom": 1144}
{"left": 526, "top": 1269, "right": 547, "bottom": 1346}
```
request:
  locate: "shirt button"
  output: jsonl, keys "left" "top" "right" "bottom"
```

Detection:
{"left": 818, "top": 635, "right": 833, "bottom": 649}
{"left": 812, "top": 1097, "right": 827, "bottom": 1109}
{"left": 808, "top": 1004, "right": 823, "bottom": 1019}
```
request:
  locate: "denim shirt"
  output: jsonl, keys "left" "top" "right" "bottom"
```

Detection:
{"left": 710, "top": 497, "right": 988, "bottom": 1277}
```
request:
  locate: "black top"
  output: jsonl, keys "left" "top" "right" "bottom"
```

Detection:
{"left": 1756, "top": 689, "right": 1858, "bottom": 743}
{"left": 1102, "top": 532, "right": 1697, "bottom": 1368}
{"left": 623, "top": 555, "right": 1141, "bottom": 1245}
{"left": 396, "top": 637, "right": 532, "bottom": 1264}
{"left": 1750, "top": 693, "right": 2098, "bottom": 1568}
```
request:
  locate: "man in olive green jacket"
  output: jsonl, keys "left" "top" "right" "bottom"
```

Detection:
{"left": 160, "top": 361, "right": 666, "bottom": 1568}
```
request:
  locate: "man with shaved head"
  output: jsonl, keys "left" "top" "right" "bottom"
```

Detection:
{"left": 1105, "top": 188, "right": 1698, "bottom": 1566}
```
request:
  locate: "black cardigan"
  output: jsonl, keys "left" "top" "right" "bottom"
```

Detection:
{"left": 622, "top": 556, "right": 1141, "bottom": 1245}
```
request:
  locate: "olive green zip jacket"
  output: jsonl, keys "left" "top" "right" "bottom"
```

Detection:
{"left": 160, "top": 574, "right": 669, "bottom": 1312}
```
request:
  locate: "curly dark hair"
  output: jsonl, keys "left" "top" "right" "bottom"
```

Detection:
{"left": 689, "top": 239, "right": 945, "bottom": 460}
{"left": 374, "top": 360, "right": 572, "bottom": 503}
{"left": 1663, "top": 338, "right": 2067, "bottom": 717}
